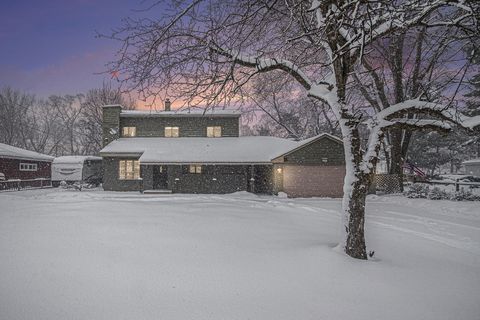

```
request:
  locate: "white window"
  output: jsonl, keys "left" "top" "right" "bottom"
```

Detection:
{"left": 19, "top": 163, "right": 38, "bottom": 171}
{"left": 165, "top": 126, "right": 179, "bottom": 137}
{"left": 189, "top": 165, "right": 202, "bottom": 174}
{"left": 207, "top": 126, "right": 222, "bottom": 137}
{"left": 119, "top": 160, "right": 140, "bottom": 180}
{"left": 122, "top": 127, "right": 136, "bottom": 137}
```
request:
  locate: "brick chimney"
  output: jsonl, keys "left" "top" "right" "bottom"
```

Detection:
{"left": 165, "top": 98, "right": 171, "bottom": 111}
{"left": 102, "top": 104, "right": 122, "bottom": 146}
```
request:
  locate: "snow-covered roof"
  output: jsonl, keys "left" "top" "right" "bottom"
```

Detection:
{"left": 120, "top": 109, "right": 241, "bottom": 118}
{"left": 100, "top": 136, "right": 299, "bottom": 164}
{"left": 99, "top": 134, "right": 344, "bottom": 164}
{"left": 463, "top": 159, "right": 480, "bottom": 165}
{"left": 0, "top": 143, "right": 54, "bottom": 162}
{"left": 53, "top": 156, "right": 102, "bottom": 165}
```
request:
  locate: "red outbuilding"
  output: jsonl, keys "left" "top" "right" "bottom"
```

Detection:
{"left": 0, "top": 143, "right": 54, "bottom": 181}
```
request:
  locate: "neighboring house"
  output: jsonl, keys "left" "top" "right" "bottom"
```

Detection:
{"left": 463, "top": 159, "right": 480, "bottom": 177}
{"left": 0, "top": 143, "right": 54, "bottom": 180}
{"left": 99, "top": 103, "right": 346, "bottom": 197}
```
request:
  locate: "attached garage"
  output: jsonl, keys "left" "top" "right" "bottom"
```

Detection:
{"left": 282, "top": 165, "right": 345, "bottom": 198}
{"left": 272, "top": 134, "right": 345, "bottom": 198}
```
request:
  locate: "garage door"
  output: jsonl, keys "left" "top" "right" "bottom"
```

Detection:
{"left": 283, "top": 165, "right": 345, "bottom": 198}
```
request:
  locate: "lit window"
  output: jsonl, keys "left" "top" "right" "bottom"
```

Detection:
{"left": 122, "top": 127, "right": 136, "bottom": 137}
{"left": 165, "top": 126, "right": 179, "bottom": 137}
{"left": 189, "top": 165, "right": 202, "bottom": 174}
{"left": 207, "top": 126, "right": 222, "bottom": 137}
{"left": 19, "top": 163, "right": 38, "bottom": 171}
{"left": 119, "top": 160, "right": 140, "bottom": 180}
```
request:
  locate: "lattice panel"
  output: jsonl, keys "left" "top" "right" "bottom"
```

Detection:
{"left": 374, "top": 174, "right": 402, "bottom": 194}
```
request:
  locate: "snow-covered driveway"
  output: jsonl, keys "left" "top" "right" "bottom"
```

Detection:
{"left": 0, "top": 189, "right": 479, "bottom": 320}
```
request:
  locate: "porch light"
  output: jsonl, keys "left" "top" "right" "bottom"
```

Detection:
{"left": 276, "top": 167, "right": 282, "bottom": 173}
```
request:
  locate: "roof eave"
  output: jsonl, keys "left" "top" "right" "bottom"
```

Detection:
{"left": 0, "top": 155, "right": 54, "bottom": 162}
{"left": 120, "top": 113, "right": 241, "bottom": 118}
{"left": 99, "top": 152, "right": 144, "bottom": 158}
{"left": 139, "top": 161, "right": 273, "bottom": 165}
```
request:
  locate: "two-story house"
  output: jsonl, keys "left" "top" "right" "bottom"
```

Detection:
{"left": 99, "top": 102, "right": 346, "bottom": 197}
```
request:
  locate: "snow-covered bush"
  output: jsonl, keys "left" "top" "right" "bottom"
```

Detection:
{"left": 405, "top": 184, "right": 430, "bottom": 199}
{"left": 428, "top": 187, "right": 449, "bottom": 200}
{"left": 450, "top": 190, "right": 480, "bottom": 201}
{"left": 405, "top": 184, "right": 480, "bottom": 201}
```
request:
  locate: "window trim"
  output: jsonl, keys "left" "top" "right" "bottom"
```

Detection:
{"left": 19, "top": 163, "right": 38, "bottom": 171}
{"left": 207, "top": 126, "right": 222, "bottom": 138}
{"left": 165, "top": 126, "right": 180, "bottom": 137}
{"left": 122, "top": 126, "right": 137, "bottom": 137}
{"left": 118, "top": 159, "right": 141, "bottom": 180}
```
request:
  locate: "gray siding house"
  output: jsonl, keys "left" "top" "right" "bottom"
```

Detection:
{"left": 99, "top": 103, "right": 346, "bottom": 197}
{"left": 463, "top": 159, "right": 480, "bottom": 177}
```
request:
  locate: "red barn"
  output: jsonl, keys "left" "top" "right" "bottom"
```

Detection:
{"left": 0, "top": 143, "right": 54, "bottom": 181}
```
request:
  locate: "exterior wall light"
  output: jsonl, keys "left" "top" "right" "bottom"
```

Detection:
{"left": 276, "top": 167, "right": 283, "bottom": 173}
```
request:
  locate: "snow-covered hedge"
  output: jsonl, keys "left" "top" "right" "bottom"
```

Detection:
{"left": 405, "top": 184, "right": 480, "bottom": 201}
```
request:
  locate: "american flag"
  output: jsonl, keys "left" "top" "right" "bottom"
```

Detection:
{"left": 402, "top": 159, "right": 426, "bottom": 177}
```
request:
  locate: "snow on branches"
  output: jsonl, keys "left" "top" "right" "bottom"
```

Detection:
{"left": 373, "top": 98, "right": 480, "bottom": 131}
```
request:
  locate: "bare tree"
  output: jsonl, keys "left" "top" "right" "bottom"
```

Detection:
{"left": 245, "top": 73, "right": 339, "bottom": 139}
{"left": 79, "top": 83, "right": 136, "bottom": 154}
{"left": 107, "top": 0, "right": 480, "bottom": 259}
{"left": 0, "top": 87, "right": 34, "bottom": 147}
{"left": 45, "top": 94, "right": 85, "bottom": 155}
{"left": 354, "top": 26, "right": 474, "bottom": 187}
{"left": 21, "top": 98, "right": 64, "bottom": 155}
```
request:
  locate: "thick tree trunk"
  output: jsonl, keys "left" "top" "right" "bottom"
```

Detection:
{"left": 344, "top": 172, "right": 368, "bottom": 259}
{"left": 339, "top": 122, "right": 369, "bottom": 260}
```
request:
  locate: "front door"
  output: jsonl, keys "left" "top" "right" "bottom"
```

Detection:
{"left": 153, "top": 165, "right": 168, "bottom": 189}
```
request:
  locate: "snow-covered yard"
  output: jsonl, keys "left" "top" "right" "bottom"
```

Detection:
{"left": 0, "top": 189, "right": 479, "bottom": 320}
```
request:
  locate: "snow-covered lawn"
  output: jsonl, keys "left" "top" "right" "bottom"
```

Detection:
{"left": 0, "top": 189, "right": 479, "bottom": 320}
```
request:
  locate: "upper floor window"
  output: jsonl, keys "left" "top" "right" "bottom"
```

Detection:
{"left": 119, "top": 160, "right": 140, "bottom": 180}
{"left": 122, "top": 127, "right": 136, "bottom": 137}
{"left": 207, "top": 126, "right": 222, "bottom": 137}
{"left": 19, "top": 163, "right": 38, "bottom": 171}
{"left": 189, "top": 165, "right": 202, "bottom": 174}
{"left": 165, "top": 126, "right": 179, "bottom": 137}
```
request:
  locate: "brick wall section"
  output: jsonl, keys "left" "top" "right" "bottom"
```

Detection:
{"left": 283, "top": 136, "right": 345, "bottom": 165}
{"left": 0, "top": 158, "right": 51, "bottom": 180}
{"left": 166, "top": 165, "right": 248, "bottom": 193}
{"left": 141, "top": 165, "right": 154, "bottom": 190}
{"left": 102, "top": 105, "right": 122, "bottom": 146}
{"left": 120, "top": 116, "right": 239, "bottom": 137}
{"left": 253, "top": 165, "right": 274, "bottom": 194}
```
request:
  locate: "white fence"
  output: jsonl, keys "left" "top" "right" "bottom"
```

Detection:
{"left": 408, "top": 179, "right": 480, "bottom": 193}
{"left": 0, "top": 178, "right": 52, "bottom": 192}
